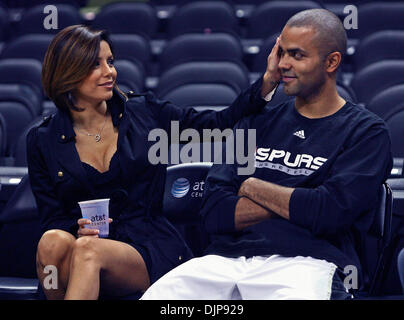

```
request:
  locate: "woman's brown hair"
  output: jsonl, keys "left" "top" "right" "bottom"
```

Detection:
{"left": 42, "top": 24, "right": 127, "bottom": 112}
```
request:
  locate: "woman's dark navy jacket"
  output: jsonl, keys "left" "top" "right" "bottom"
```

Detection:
{"left": 26, "top": 78, "right": 267, "bottom": 283}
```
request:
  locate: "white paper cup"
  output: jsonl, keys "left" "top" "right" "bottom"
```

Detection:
{"left": 78, "top": 198, "right": 110, "bottom": 238}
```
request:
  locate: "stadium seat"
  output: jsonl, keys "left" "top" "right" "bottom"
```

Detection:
{"left": 0, "top": 34, "right": 53, "bottom": 63}
{"left": 156, "top": 61, "right": 249, "bottom": 107}
{"left": 17, "top": 4, "right": 82, "bottom": 36}
{"left": 114, "top": 60, "right": 145, "bottom": 94}
{"left": 359, "top": 183, "right": 393, "bottom": 296}
{"left": 163, "top": 162, "right": 213, "bottom": 256}
{"left": 0, "top": 112, "right": 6, "bottom": 157}
{"left": 399, "top": 248, "right": 404, "bottom": 294}
{"left": 92, "top": 2, "right": 158, "bottom": 39}
{"left": 353, "top": 30, "right": 404, "bottom": 72}
{"left": 246, "top": 1, "right": 321, "bottom": 39}
{"left": 12, "top": 116, "right": 44, "bottom": 167}
{"left": 0, "top": 58, "right": 43, "bottom": 100}
{"left": 251, "top": 33, "right": 278, "bottom": 73}
{"left": 162, "top": 83, "right": 238, "bottom": 109}
{"left": 350, "top": 60, "right": 404, "bottom": 105}
{"left": 0, "top": 84, "right": 40, "bottom": 117}
{"left": 0, "top": 5, "right": 8, "bottom": 42}
{"left": 159, "top": 33, "right": 243, "bottom": 74}
{"left": 109, "top": 34, "right": 151, "bottom": 76}
{"left": 0, "top": 101, "right": 34, "bottom": 158}
{"left": 0, "top": 175, "right": 41, "bottom": 300}
{"left": 367, "top": 84, "right": 404, "bottom": 121}
{"left": 168, "top": 1, "right": 239, "bottom": 38}
{"left": 385, "top": 107, "right": 404, "bottom": 158}
{"left": 1, "top": 0, "right": 87, "bottom": 8}
{"left": 348, "top": 2, "right": 404, "bottom": 40}
{"left": 0, "top": 84, "right": 42, "bottom": 158}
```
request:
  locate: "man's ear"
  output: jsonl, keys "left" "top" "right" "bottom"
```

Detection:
{"left": 325, "top": 51, "right": 342, "bottom": 73}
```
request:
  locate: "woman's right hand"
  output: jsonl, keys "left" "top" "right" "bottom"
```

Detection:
{"left": 77, "top": 218, "right": 99, "bottom": 238}
{"left": 77, "top": 218, "right": 113, "bottom": 238}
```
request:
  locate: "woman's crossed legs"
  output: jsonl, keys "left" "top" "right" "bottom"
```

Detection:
{"left": 36, "top": 229, "right": 150, "bottom": 300}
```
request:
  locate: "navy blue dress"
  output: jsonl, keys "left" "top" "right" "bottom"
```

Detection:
{"left": 81, "top": 152, "right": 152, "bottom": 274}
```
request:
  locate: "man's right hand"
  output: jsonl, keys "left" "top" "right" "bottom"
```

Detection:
{"left": 261, "top": 37, "right": 282, "bottom": 97}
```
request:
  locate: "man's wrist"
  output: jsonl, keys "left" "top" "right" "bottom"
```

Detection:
{"left": 262, "top": 73, "right": 279, "bottom": 100}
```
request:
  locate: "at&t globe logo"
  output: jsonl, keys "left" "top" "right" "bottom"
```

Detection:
{"left": 171, "top": 178, "right": 190, "bottom": 198}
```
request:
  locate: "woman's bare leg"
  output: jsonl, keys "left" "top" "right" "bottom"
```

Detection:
{"left": 64, "top": 236, "right": 150, "bottom": 300}
{"left": 36, "top": 229, "right": 76, "bottom": 300}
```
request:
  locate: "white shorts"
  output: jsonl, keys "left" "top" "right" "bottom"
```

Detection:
{"left": 141, "top": 254, "right": 338, "bottom": 300}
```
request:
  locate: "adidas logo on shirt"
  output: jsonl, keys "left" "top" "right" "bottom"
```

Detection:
{"left": 293, "top": 130, "right": 305, "bottom": 139}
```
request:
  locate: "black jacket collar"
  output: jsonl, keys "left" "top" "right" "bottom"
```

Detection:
{"left": 53, "top": 88, "right": 127, "bottom": 143}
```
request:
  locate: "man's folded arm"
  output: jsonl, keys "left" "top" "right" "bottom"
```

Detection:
{"left": 200, "top": 162, "right": 274, "bottom": 234}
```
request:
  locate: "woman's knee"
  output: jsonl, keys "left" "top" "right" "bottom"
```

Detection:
{"left": 37, "top": 229, "right": 75, "bottom": 266}
{"left": 70, "top": 237, "right": 101, "bottom": 267}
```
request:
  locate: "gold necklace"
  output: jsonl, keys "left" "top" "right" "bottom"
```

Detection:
{"left": 74, "top": 114, "right": 108, "bottom": 142}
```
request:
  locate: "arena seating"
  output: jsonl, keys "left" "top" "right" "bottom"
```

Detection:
{"left": 167, "top": 1, "right": 239, "bottom": 38}
{"left": 91, "top": 2, "right": 158, "bottom": 39}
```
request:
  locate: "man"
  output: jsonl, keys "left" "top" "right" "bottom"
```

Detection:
{"left": 141, "top": 9, "right": 392, "bottom": 299}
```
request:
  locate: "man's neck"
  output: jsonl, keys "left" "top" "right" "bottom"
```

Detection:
{"left": 294, "top": 82, "right": 346, "bottom": 119}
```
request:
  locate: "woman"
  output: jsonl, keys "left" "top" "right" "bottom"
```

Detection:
{"left": 28, "top": 25, "right": 274, "bottom": 300}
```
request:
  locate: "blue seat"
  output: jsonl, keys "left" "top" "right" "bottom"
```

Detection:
{"left": 163, "top": 162, "right": 213, "bottom": 256}
{"left": 2, "top": 0, "right": 87, "bottom": 8}
{"left": 348, "top": 2, "right": 404, "bottom": 40}
{"left": 92, "top": 2, "right": 158, "bottom": 39}
{"left": 0, "top": 34, "right": 53, "bottom": 63}
{"left": 17, "top": 4, "right": 82, "bottom": 36}
{"left": 12, "top": 116, "right": 44, "bottom": 167}
{"left": 109, "top": 34, "right": 151, "bottom": 76}
{"left": 399, "top": 248, "right": 404, "bottom": 294}
{"left": 359, "top": 183, "right": 394, "bottom": 296}
{"left": 351, "top": 60, "right": 404, "bottom": 105}
{"left": 367, "top": 84, "right": 404, "bottom": 121}
{"left": 114, "top": 60, "right": 145, "bottom": 94}
{"left": 0, "top": 58, "right": 44, "bottom": 100}
{"left": 251, "top": 33, "right": 278, "bottom": 72}
{"left": 0, "top": 175, "right": 41, "bottom": 300}
{"left": 353, "top": 31, "right": 404, "bottom": 72}
{"left": 0, "top": 113, "right": 6, "bottom": 157}
{"left": 156, "top": 61, "right": 249, "bottom": 108}
{"left": 0, "top": 83, "right": 41, "bottom": 158}
{"left": 0, "top": 84, "right": 40, "bottom": 117}
{"left": 0, "top": 5, "right": 8, "bottom": 41}
{"left": 385, "top": 107, "right": 404, "bottom": 158}
{"left": 246, "top": 1, "right": 321, "bottom": 39}
{"left": 159, "top": 33, "right": 243, "bottom": 74}
{"left": 0, "top": 100, "right": 35, "bottom": 157}
{"left": 168, "top": 1, "right": 239, "bottom": 38}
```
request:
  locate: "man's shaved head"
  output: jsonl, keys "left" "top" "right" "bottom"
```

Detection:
{"left": 285, "top": 9, "right": 347, "bottom": 62}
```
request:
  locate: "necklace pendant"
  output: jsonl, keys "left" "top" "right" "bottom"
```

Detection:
{"left": 94, "top": 134, "right": 101, "bottom": 142}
